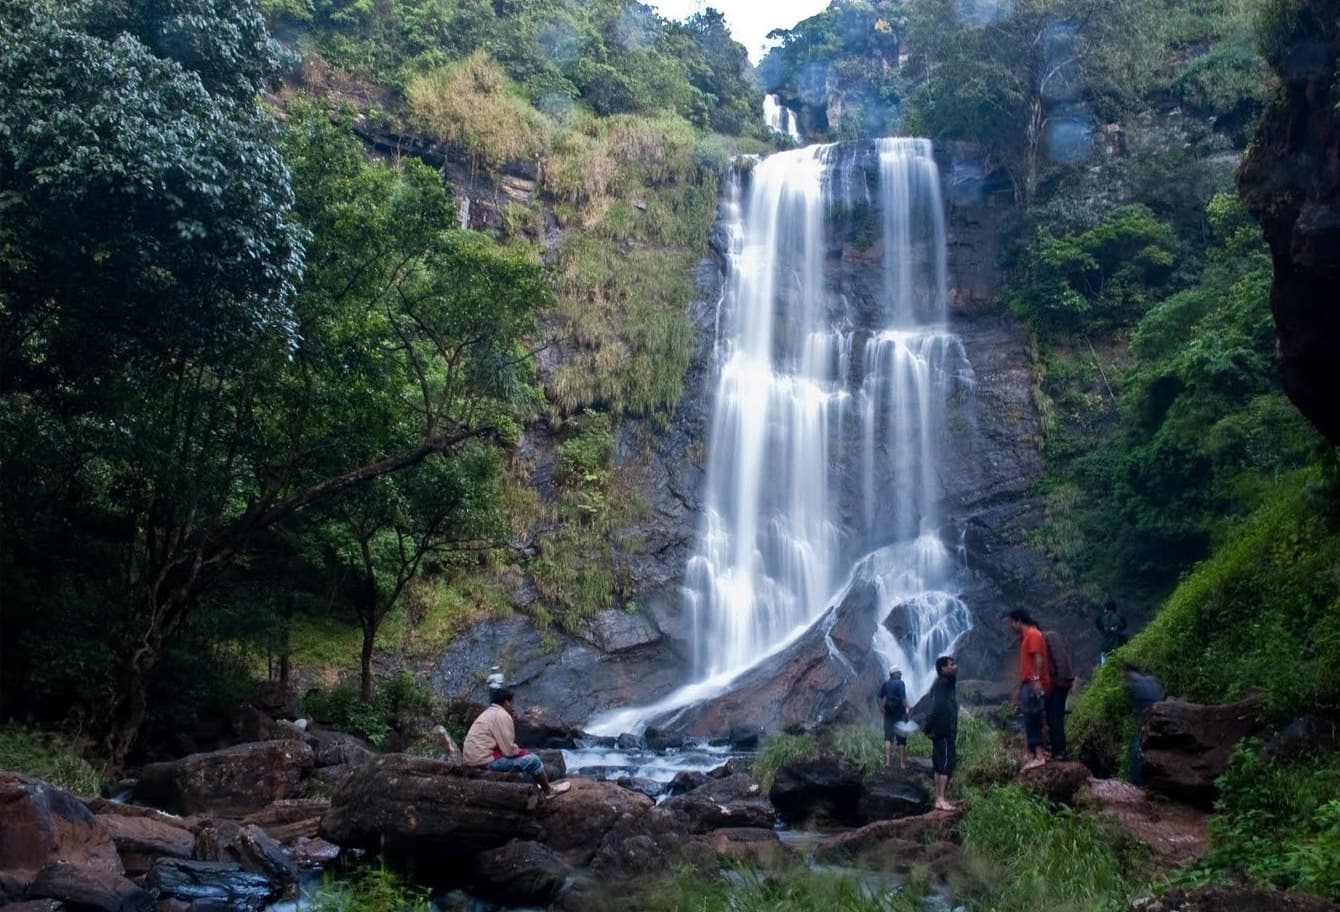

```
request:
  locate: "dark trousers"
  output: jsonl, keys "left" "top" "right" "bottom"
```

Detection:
{"left": 1045, "top": 683, "right": 1071, "bottom": 759}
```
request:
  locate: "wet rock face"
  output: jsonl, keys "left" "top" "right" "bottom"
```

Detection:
{"left": 1238, "top": 0, "right": 1340, "bottom": 443}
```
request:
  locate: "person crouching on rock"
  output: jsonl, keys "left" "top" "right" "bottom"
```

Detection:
{"left": 462, "top": 687, "right": 571, "bottom": 798}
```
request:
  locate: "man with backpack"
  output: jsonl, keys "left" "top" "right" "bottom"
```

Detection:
{"left": 1042, "top": 627, "right": 1076, "bottom": 761}
{"left": 1004, "top": 609, "right": 1050, "bottom": 770}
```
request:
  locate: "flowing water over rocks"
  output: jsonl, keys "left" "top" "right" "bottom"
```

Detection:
{"left": 591, "top": 139, "right": 977, "bottom": 737}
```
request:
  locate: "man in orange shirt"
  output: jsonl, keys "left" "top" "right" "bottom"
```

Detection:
{"left": 1005, "top": 609, "right": 1050, "bottom": 771}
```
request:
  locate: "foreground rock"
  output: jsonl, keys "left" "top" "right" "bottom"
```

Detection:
{"left": 0, "top": 773, "right": 122, "bottom": 896}
{"left": 535, "top": 779, "right": 653, "bottom": 865}
{"left": 1080, "top": 779, "right": 1208, "bottom": 868}
{"left": 813, "top": 810, "right": 961, "bottom": 877}
{"left": 769, "top": 755, "right": 865, "bottom": 827}
{"left": 133, "top": 740, "right": 315, "bottom": 815}
{"left": 1018, "top": 760, "right": 1092, "bottom": 805}
{"left": 1140, "top": 696, "right": 1262, "bottom": 809}
{"left": 26, "top": 863, "right": 154, "bottom": 912}
{"left": 320, "top": 755, "right": 543, "bottom": 880}
{"left": 472, "top": 840, "right": 571, "bottom": 908}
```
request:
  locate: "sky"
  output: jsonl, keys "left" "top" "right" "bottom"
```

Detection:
{"left": 646, "top": 0, "right": 832, "bottom": 62}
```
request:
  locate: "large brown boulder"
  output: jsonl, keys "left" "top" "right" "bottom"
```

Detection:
{"left": 471, "top": 840, "right": 571, "bottom": 907}
{"left": 535, "top": 779, "right": 653, "bottom": 865}
{"left": 320, "top": 755, "right": 542, "bottom": 880}
{"left": 1140, "top": 697, "right": 1262, "bottom": 808}
{"left": 660, "top": 773, "right": 774, "bottom": 833}
{"left": 93, "top": 814, "right": 194, "bottom": 877}
{"left": 768, "top": 754, "right": 865, "bottom": 826}
{"left": 133, "top": 740, "right": 314, "bottom": 815}
{"left": 0, "top": 773, "right": 122, "bottom": 893}
{"left": 687, "top": 828, "right": 793, "bottom": 868}
{"left": 813, "top": 810, "right": 961, "bottom": 876}
{"left": 857, "top": 768, "right": 933, "bottom": 820}
{"left": 1018, "top": 760, "right": 1092, "bottom": 805}
{"left": 26, "top": 862, "right": 154, "bottom": 912}
{"left": 304, "top": 730, "right": 372, "bottom": 768}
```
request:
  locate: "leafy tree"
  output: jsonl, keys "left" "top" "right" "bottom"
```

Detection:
{"left": 0, "top": 0, "right": 550, "bottom": 760}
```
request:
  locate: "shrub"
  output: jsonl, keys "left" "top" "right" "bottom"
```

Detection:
{"left": 956, "top": 784, "right": 1137, "bottom": 911}
{"left": 0, "top": 725, "right": 105, "bottom": 796}
{"left": 308, "top": 863, "right": 431, "bottom": 912}
{"left": 638, "top": 863, "right": 928, "bottom": 912}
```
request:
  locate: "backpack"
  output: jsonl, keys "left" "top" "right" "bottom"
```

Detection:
{"left": 1043, "top": 629, "right": 1075, "bottom": 685}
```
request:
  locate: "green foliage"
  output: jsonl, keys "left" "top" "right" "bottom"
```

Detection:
{"left": 1189, "top": 740, "right": 1340, "bottom": 900}
{"left": 752, "top": 733, "right": 820, "bottom": 791}
{"left": 640, "top": 863, "right": 928, "bottom": 912}
{"left": 1007, "top": 205, "right": 1179, "bottom": 335}
{"left": 956, "top": 784, "right": 1137, "bottom": 912}
{"left": 1176, "top": 38, "right": 1270, "bottom": 142}
{"left": 1071, "top": 468, "right": 1340, "bottom": 767}
{"left": 307, "top": 863, "right": 432, "bottom": 912}
{"left": 302, "top": 672, "right": 438, "bottom": 748}
{"left": 0, "top": 725, "right": 105, "bottom": 796}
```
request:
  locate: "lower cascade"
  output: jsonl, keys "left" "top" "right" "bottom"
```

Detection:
{"left": 589, "top": 137, "right": 975, "bottom": 736}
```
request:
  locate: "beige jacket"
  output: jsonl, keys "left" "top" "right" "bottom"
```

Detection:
{"left": 462, "top": 703, "right": 518, "bottom": 765}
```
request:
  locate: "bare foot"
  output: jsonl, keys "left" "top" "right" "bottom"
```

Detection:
{"left": 934, "top": 800, "right": 956, "bottom": 811}
{"left": 1021, "top": 757, "right": 1046, "bottom": 772}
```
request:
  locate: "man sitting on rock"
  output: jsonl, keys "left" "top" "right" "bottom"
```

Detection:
{"left": 462, "top": 687, "right": 570, "bottom": 798}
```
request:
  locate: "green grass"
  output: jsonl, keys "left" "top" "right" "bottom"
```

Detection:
{"left": 638, "top": 864, "right": 933, "bottom": 912}
{"left": 1071, "top": 467, "right": 1340, "bottom": 769}
{"left": 0, "top": 724, "right": 105, "bottom": 795}
{"left": 307, "top": 863, "right": 432, "bottom": 912}
{"left": 955, "top": 784, "right": 1140, "bottom": 912}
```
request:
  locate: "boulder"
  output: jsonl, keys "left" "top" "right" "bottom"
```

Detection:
{"left": 193, "top": 821, "right": 298, "bottom": 893}
{"left": 241, "top": 799, "right": 330, "bottom": 843}
{"left": 320, "top": 755, "right": 542, "bottom": 879}
{"left": 583, "top": 609, "right": 662, "bottom": 654}
{"left": 768, "top": 755, "right": 865, "bottom": 826}
{"left": 688, "top": 828, "right": 793, "bottom": 868}
{"left": 587, "top": 806, "right": 692, "bottom": 881}
{"left": 145, "top": 859, "right": 276, "bottom": 912}
{"left": 1079, "top": 779, "right": 1208, "bottom": 868}
{"left": 1140, "top": 697, "right": 1262, "bottom": 809}
{"left": 133, "top": 740, "right": 315, "bottom": 815}
{"left": 1018, "top": 760, "right": 1092, "bottom": 805}
{"left": 665, "top": 771, "right": 707, "bottom": 796}
{"left": 230, "top": 705, "right": 303, "bottom": 744}
{"left": 3, "top": 902, "right": 62, "bottom": 912}
{"left": 304, "top": 730, "right": 372, "bottom": 768}
{"left": 250, "top": 681, "right": 301, "bottom": 720}
{"left": 1131, "top": 884, "right": 1340, "bottom": 912}
{"left": 536, "top": 778, "right": 653, "bottom": 865}
{"left": 26, "top": 862, "right": 154, "bottom": 912}
{"left": 857, "top": 768, "right": 933, "bottom": 821}
{"left": 94, "top": 814, "right": 194, "bottom": 876}
{"left": 471, "top": 840, "right": 571, "bottom": 907}
{"left": 813, "top": 812, "right": 961, "bottom": 876}
{"left": 0, "top": 773, "right": 122, "bottom": 889}
{"left": 288, "top": 836, "right": 340, "bottom": 868}
{"left": 661, "top": 773, "right": 773, "bottom": 833}
{"left": 615, "top": 776, "right": 663, "bottom": 799}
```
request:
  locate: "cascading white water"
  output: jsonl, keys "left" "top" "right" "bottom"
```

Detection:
{"left": 588, "top": 139, "right": 973, "bottom": 735}
{"left": 764, "top": 94, "right": 803, "bottom": 143}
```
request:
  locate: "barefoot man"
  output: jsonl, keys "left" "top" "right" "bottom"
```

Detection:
{"left": 926, "top": 655, "right": 959, "bottom": 811}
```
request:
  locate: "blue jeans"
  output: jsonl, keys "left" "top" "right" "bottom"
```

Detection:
{"left": 1020, "top": 684, "right": 1045, "bottom": 750}
{"left": 1046, "top": 684, "right": 1070, "bottom": 759}
{"left": 488, "top": 753, "right": 544, "bottom": 779}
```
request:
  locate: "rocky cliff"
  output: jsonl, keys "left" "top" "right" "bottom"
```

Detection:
{"left": 1238, "top": 0, "right": 1340, "bottom": 444}
{"left": 435, "top": 142, "right": 1095, "bottom": 736}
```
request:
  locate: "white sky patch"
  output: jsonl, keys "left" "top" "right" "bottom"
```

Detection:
{"left": 647, "top": 0, "right": 832, "bottom": 62}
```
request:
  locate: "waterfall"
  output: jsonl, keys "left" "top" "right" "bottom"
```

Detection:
{"left": 764, "top": 94, "right": 803, "bottom": 143}
{"left": 588, "top": 139, "right": 973, "bottom": 735}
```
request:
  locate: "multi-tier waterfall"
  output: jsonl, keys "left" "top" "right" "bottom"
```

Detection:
{"left": 589, "top": 138, "right": 973, "bottom": 736}
{"left": 764, "top": 94, "right": 803, "bottom": 143}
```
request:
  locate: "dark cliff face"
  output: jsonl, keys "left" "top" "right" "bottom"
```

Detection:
{"left": 1237, "top": 0, "right": 1340, "bottom": 444}
{"left": 436, "top": 144, "right": 1091, "bottom": 732}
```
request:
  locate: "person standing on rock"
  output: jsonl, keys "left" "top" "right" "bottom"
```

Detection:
{"left": 877, "top": 667, "right": 911, "bottom": 768}
{"left": 1005, "top": 609, "right": 1050, "bottom": 771}
{"left": 463, "top": 688, "right": 570, "bottom": 798}
{"left": 925, "top": 655, "right": 959, "bottom": 811}
{"left": 1042, "top": 627, "right": 1075, "bottom": 762}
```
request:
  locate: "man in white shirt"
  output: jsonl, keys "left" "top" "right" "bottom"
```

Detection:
{"left": 462, "top": 687, "right": 570, "bottom": 797}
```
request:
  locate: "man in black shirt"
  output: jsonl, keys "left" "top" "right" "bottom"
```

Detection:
{"left": 925, "top": 655, "right": 959, "bottom": 811}
{"left": 876, "top": 667, "right": 910, "bottom": 768}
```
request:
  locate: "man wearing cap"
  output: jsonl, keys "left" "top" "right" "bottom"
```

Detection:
{"left": 877, "top": 667, "right": 910, "bottom": 768}
{"left": 462, "top": 687, "right": 570, "bottom": 797}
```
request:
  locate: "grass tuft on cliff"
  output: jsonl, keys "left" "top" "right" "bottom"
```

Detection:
{"left": 0, "top": 725, "right": 105, "bottom": 796}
